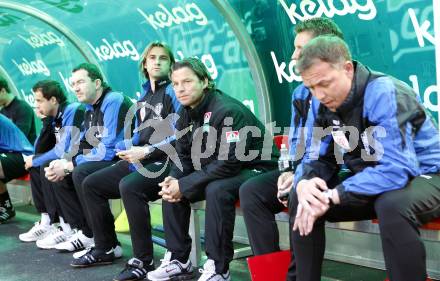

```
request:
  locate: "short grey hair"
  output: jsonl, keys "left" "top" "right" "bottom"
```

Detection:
{"left": 296, "top": 35, "right": 352, "bottom": 74}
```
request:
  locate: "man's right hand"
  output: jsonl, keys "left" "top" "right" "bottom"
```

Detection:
{"left": 296, "top": 177, "right": 329, "bottom": 216}
{"left": 277, "top": 171, "right": 294, "bottom": 207}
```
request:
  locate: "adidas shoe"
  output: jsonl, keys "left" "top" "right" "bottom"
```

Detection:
{"left": 147, "top": 251, "right": 194, "bottom": 281}
{"left": 36, "top": 226, "right": 71, "bottom": 249}
{"left": 70, "top": 247, "right": 115, "bottom": 268}
{"left": 0, "top": 206, "right": 15, "bottom": 224}
{"left": 73, "top": 244, "right": 123, "bottom": 259}
{"left": 55, "top": 229, "right": 94, "bottom": 252}
{"left": 19, "top": 222, "right": 52, "bottom": 242}
{"left": 113, "top": 258, "right": 154, "bottom": 281}
{"left": 198, "top": 259, "right": 231, "bottom": 281}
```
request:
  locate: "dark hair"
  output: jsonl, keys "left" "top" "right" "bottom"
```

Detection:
{"left": 296, "top": 35, "right": 352, "bottom": 73}
{"left": 171, "top": 57, "right": 215, "bottom": 92}
{"left": 294, "top": 18, "right": 344, "bottom": 39}
{"left": 72, "top": 63, "right": 110, "bottom": 92}
{"left": 0, "top": 76, "right": 10, "bottom": 93}
{"left": 32, "top": 80, "right": 67, "bottom": 104}
{"left": 140, "top": 41, "right": 175, "bottom": 79}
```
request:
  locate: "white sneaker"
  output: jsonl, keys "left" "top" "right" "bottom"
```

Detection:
{"left": 19, "top": 222, "right": 52, "bottom": 242}
{"left": 198, "top": 259, "right": 231, "bottom": 281}
{"left": 36, "top": 226, "right": 71, "bottom": 249}
{"left": 54, "top": 229, "right": 94, "bottom": 252}
{"left": 147, "top": 251, "right": 194, "bottom": 281}
{"left": 73, "top": 244, "right": 123, "bottom": 259}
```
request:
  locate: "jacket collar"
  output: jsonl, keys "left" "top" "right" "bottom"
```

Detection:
{"left": 141, "top": 78, "right": 170, "bottom": 96}
{"left": 336, "top": 61, "right": 371, "bottom": 115}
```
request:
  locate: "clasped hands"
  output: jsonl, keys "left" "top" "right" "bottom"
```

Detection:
{"left": 159, "top": 176, "right": 182, "bottom": 203}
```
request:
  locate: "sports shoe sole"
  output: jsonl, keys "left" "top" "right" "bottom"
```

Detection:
{"left": 149, "top": 271, "right": 196, "bottom": 281}
{"left": 70, "top": 260, "right": 114, "bottom": 268}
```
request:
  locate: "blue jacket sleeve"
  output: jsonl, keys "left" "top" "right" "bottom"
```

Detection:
{"left": 336, "top": 78, "right": 420, "bottom": 198}
{"left": 32, "top": 103, "right": 83, "bottom": 167}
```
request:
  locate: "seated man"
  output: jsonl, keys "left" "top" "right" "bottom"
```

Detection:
{"left": 43, "top": 63, "right": 132, "bottom": 252}
{"left": 19, "top": 80, "right": 85, "bottom": 244}
{"left": 0, "top": 76, "right": 36, "bottom": 222}
{"left": 69, "top": 42, "right": 180, "bottom": 281}
{"left": 290, "top": 35, "right": 440, "bottom": 281}
{"left": 0, "top": 114, "right": 33, "bottom": 223}
{"left": 0, "top": 76, "right": 36, "bottom": 143}
{"left": 239, "top": 19, "right": 343, "bottom": 280}
{"left": 147, "top": 58, "right": 278, "bottom": 281}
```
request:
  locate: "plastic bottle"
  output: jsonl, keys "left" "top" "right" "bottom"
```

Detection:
{"left": 278, "top": 143, "right": 291, "bottom": 172}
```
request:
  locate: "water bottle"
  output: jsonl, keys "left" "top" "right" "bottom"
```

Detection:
{"left": 278, "top": 143, "right": 291, "bottom": 172}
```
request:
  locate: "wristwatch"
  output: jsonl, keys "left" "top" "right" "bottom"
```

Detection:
{"left": 322, "top": 189, "right": 334, "bottom": 206}
{"left": 63, "top": 161, "right": 72, "bottom": 175}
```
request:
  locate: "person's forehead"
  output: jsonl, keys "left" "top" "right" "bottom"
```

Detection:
{"left": 172, "top": 67, "right": 196, "bottom": 78}
{"left": 302, "top": 62, "right": 334, "bottom": 85}
{"left": 71, "top": 69, "right": 90, "bottom": 81}
{"left": 294, "top": 31, "right": 314, "bottom": 45}
{"left": 148, "top": 46, "right": 168, "bottom": 57}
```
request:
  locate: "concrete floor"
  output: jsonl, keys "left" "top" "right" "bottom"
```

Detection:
{"left": 0, "top": 205, "right": 388, "bottom": 281}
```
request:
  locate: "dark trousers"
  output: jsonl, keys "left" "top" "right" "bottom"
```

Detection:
{"left": 289, "top": 174, "right": 440, "bottom": 281}
{"left": 82, "top": 160, "right": 167, "bottom": 263}
{"left": 29, "top": 162, "right": 61, "bottom": 223}
{"left": 240, "top": 170, "right": 296, "bottom": 281}
{"left": 163, "top": 169, "right": 260, "bottom": 274}
{"left": 51, "top": 161, "right": 115, "bottom": 236}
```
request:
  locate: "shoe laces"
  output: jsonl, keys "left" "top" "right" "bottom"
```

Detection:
{"left": 199, "top": 259, "right": 216, "bottom": 275}
{"left": 158, "top": 251, "right": 173, "bottom": 268}
{"left": 68, "top": 229, "right": 82, "bottom": 241}
{"left": 29, "top": 222, "right": 42, "bottom": 232}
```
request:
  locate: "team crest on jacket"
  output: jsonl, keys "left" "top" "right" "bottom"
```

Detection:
{"left": 204, "top": 112, "right": 212, "bottom": 124}
{"left": 153, "top": 103, "right": 163, "bottom": 120}
{"left": 226, "top": 131, "right": 240, "bottom": 143}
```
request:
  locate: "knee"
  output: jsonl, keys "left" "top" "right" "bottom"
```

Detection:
{"left": 375, "top": 191, "right": 406, "bottom": 219}
{"left": 239, "top": 181, "right": 256, "bottom": 207}
{"left": 206, "top": 183, "right": 230, "bottom": 203}
{"left": 81, "top": 175, "right": 97, "bottom": 195}
{"left": 119, "top": 177, "right": 134, "bottom": 198}
{"left": 239, "top": 183, "right": 264, "bottom": 212}
{"left": 72, "top": 165, "right": 88, "bottom": 188}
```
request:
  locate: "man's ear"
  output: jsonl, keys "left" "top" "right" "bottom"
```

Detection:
{"left": 95, "top": 79, "right": 102, "bottom": 89}
{"left": 50, "top": 96, "right": 58, "bottom": 105}
{"left": 202, "top": 78, "right": 208, "bottom": 90}
{"left": 343, "top": 61, "right": 354, "bottom": 79}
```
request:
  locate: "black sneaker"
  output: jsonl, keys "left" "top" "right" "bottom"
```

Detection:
{"left": 70, "top": 247, "right": 115, "bottom": 268}
{"left": 113, "top": 258, "right": 154, "bottom": 281}
{"left": 0, "top": 207, "right": 15, "bottom": 224}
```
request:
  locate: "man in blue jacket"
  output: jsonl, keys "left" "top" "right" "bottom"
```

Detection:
{"left": 291, "top": 35, "right": 440, "bottom": 281}
{"left": 0, "top": 76, "right": 36, "bottom": 223}
{"left": 0, "top": 114, "right": 33, "bottom": 223}
{"left": 44, "top": 63, "right": 132, "bottom": 253}
{"left": 18, "top": 80, "right": 85, "bottom": 245}
{"left": 239, "top": 19, "right": 342, "bottom": 281}
{"left": 70, "top": 42, "right": 180, "bottom": 281}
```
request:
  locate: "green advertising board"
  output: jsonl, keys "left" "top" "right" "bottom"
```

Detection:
{"left": 0, "top": 0, "right": 438, "bottom": 130}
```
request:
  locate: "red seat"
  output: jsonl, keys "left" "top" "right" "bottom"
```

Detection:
{"left": 273, "top": 135, "right": 289, "bottom": 150}
{"left": 16, "top": 173, "right": 30, "bottom": 181}
{"left": 247, "top": 250, "right": 291, "bottom": 281}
